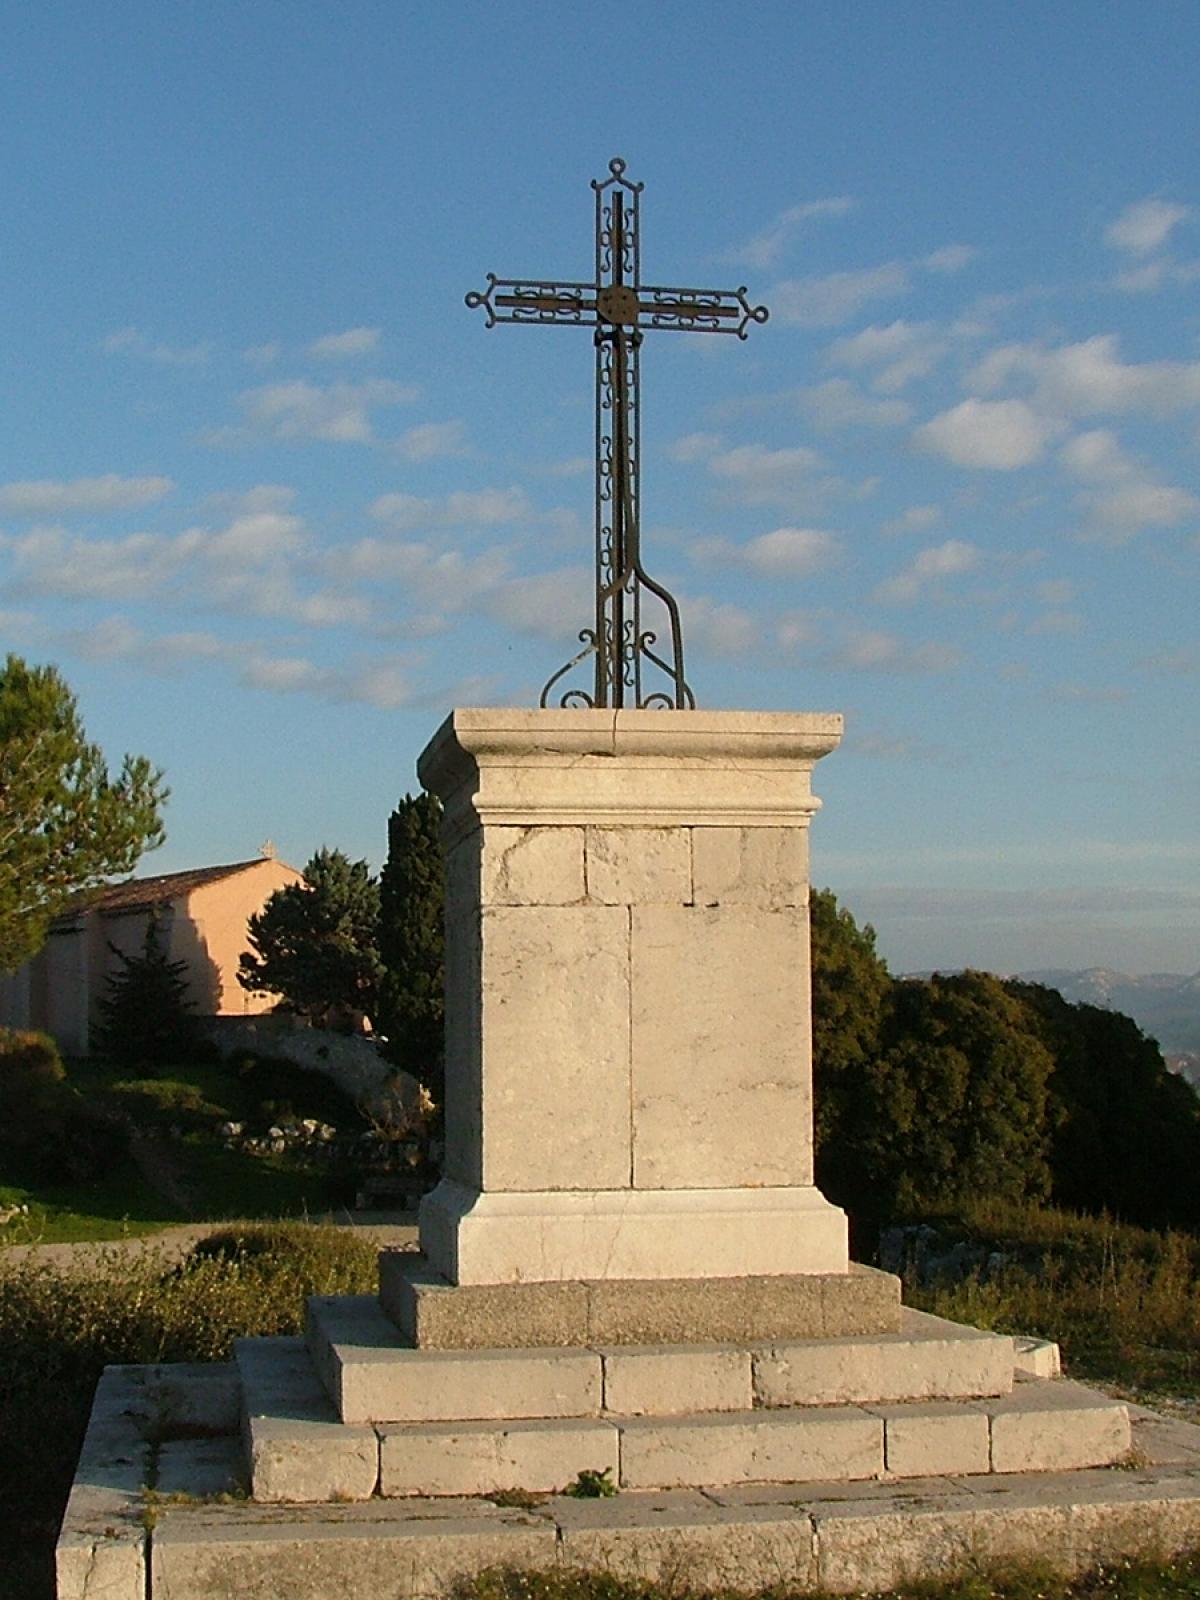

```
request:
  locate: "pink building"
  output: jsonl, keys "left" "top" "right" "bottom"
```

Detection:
{"left": 0, "top": 857, "right": 303, "bottom": 1056}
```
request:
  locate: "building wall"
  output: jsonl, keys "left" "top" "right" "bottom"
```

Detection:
{"left": 179, "top": 859, "right": 304, "bottom": 1015}
{"left": 0, "top": 858, "right": 305, "bottom": 1056}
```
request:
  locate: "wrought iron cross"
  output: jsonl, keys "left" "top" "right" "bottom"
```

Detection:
{"left": 466, "top": 157, "right": 768, "bottom": 710}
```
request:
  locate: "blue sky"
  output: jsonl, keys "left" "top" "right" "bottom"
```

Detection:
{"left": 2, "top": 2, "right": 1198, "bottom": 974}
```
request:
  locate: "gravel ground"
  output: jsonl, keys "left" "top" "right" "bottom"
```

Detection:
{"left": 0, "top": 1211, "right": 420, "bottom": 1269}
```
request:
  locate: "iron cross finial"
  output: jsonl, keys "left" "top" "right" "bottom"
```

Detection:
{"left": 466, "top": 157, "right": 769, "bottom": 711}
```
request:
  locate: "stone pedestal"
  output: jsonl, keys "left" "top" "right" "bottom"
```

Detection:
{"left": 416, "top": 708, "right": 847, "bottom": 1286}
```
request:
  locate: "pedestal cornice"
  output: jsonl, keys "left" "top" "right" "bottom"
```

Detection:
{"left": 419, "top": 708, "right": 844, "bottom": 843}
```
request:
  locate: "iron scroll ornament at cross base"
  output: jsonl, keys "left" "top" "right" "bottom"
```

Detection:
{"left": 465, "top": 157, "right": 769, "bottom": 711}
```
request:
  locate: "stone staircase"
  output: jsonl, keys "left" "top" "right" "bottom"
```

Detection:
{"left": 234, "top": 1259, "right": 1131, "bottom": 1505}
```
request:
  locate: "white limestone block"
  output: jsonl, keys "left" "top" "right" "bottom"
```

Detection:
{"left": 692, "top": 827, "right": 808, "bottom": 908}
{"left": 481, "top": 826, "right": 585, "bottom": 905}
{"left": 474, "top": 903, "right": 631, "bottom": 1190}
{"left": 585, "top": 827, "right": 691, "bottom": 904}
{"left": 1013, "top": 1335, "right": 1062, "bottom": 1379}
{"left": 380, "top": 1416, "right": 618, "bottom": 1496}
{"left": 600, "top": 1345, "right": 753, "bottom": 1415}
{"left": 986, "top": 1380, "right": 1131, "bottom": 1472}
{"left": 871, "top": 1401, "right": 991, "bottom": 1477}
{"left": 616, "top": 1406, "right": 882, "bottom": 1489}
{"left": 631, "top": 903, "right": 812, "bottom": 1189}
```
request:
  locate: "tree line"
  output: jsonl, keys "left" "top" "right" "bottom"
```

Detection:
{"left": 6, "top": 652, "right": 1197, "bottom": 1235}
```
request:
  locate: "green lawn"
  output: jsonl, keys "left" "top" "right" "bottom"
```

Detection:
{"left": 0, "top": 1049, "right": 371, "bottom": 1244}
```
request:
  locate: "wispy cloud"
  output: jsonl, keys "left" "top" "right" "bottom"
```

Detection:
{"left": 0, "top": 474, "right": 172, "bottom": 516}
{"left": 691, "top": 526, "right": 839, "bottom": 578}
{"left": 101, "top": 327, "right": 209, "bottom": 366}
{"left": 393, "top": 420, "right": 469, "bottom": 461}
{"left": 308, "top": 326, "right": 382, "bottom": 359}
{"left": 1105, "top": 198, "right": 1191, "bottom": 256}
{"left": 772, "top": 263, "right": 910, "bottom": 328}
{"left": 1058, "top": 427, "right": 1199, "bottom": 539}
{"left": 729, "top": 197, "right": 855, "bottom": 270}
{"left": 872, "top": 539, "right": 980, "bottom": 604}
{"left": 969, "top": 334, "right": 1200, "bottom": 419}
{"left": 218, "top": 378, "right": 418, "bottom": 443}
{"left": 799, "top": 379, "right": 912, "bottom": 429}
{"left": 826, "top": 319, "right": 948, "bottom": 391}
{"left": 824, "top": 628, "right": 962, "bottom": 673}
{"left": 369, "top": 486, "right": 531, "bottom": 530}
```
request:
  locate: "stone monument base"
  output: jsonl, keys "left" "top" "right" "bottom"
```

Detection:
{"left": 419, "top": 1181, "right": 850, "bottom": 1287}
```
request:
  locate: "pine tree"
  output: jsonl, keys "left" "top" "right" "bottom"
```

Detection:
{"left": 238, "top": 849, "right": 383, "bottom": 1027}
{"left": 377, "top": 793, "right": 445, "bottom": 1097}
{"left": 95, "top": 919, "right": 201, "bottom": 1070}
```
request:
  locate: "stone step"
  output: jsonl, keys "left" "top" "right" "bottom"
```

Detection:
{"left": 252, "top": 1321, "right": 1128, "bottom": 1502}
{"left": 308, "top": 1295, "right": 1018, "bottom": 1426}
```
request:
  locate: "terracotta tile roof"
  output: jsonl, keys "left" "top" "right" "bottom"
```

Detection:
{"left": 75, "top": 860, "right": 275, "bottom": 917}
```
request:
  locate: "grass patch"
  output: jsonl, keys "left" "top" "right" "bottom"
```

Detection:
{"left": 453, "top": 1554, "right": 1200, "bottom": 1600}
{"left": 0, "top": 1049, "right": 372, "bottom": 1242}
{"left": 904, "top": 1198, "right": 1200, "bottom": 1394}
{"left": 0, "top": 1219, "right": 379, "bottom": 1600}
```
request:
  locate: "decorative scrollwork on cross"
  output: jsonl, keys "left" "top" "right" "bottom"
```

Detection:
{"left": 466, "top": 157, "right": 769, "bottom": 710}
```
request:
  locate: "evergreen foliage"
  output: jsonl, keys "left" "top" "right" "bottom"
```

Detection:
{"left": 810, "top": 890, "right": 1200, "bottom": 1232}
{"left": 0, "top": 653, "right": 166, "bottom": 973}
{"left": 94, "top": 919, "right": 203, "bottom": 1070}
{"left": 376, "top": 792, "right": 445, "bottom": 1096}
{"left": 238, "top": 849, "right": 384, "bottom": 1026}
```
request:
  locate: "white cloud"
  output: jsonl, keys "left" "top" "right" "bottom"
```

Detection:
{"left": 678, "top": 595, "right": 756, "bottom": 656}
{"left": 872, "top": 539, "right": 980, "bottom": 603}
{"left": 826, "top": 320, "right": 946, "bottom": 391}
{"left": 229, "top": 378, "right": 417, "bottom": 443}
{"left": 1058, "top": 428, "right": 1133, "bottom": 482}
{"left": 101, "top": 326, "right": 209, "bottom": 366}
{"left": 338, "top": 538, "right": 509, "bottom": 608}
{"left": 3, "top": 525, "right": 203, "bottom": 600}
{"left": 923, "top": 244, "right": 977, "bottom": 274}
{"left": 707, "top": 442, "right": 823, "bottom": 504}
{"left": 486, "top": 566, "right": 590, "bottom": 640}
{"left": 825, "top": 628, "right": 961, "bottom": 673}
{"left": 205, "top": 510, "right": 308, "bottom": 563}
{"left": 667, "top": 432, "right": 724, "bottom": 464}
{"left": 1035, "top": 578, "right": 1076, "bottom": 605}
{"left": 240, "top": 651, "right": 416, "bottom": 708}
{"left": 0, "top": 474, "right": 172, "bottom": 516}
{"left": 369, "top": 486, "right": 531, "bottom": 530}
{"left": 914, "top": 398, "right": 1055, "bottom": 469}
{"left": 308, "top": 326, "right": 382, "bottom": 358}
{"left": 1088, "top": 481, "right": 1198, "bottom": 534}
{"left": 742, "top": 527, "right": 839, "bottom": 576}
{"left": 772, "top": 263, "right": 911, "bottom": 328}
{"left": 1058, "top": 428, "right": 1199, "bottom": 538}
{"left": 800, "top": 379, "right": 911, "bottom": 429}
{"left": 969, "top": 333, "right": 1200, "bottom": 418}
{"left": 393, "top": 420, "right": 469, "bottom": 461}
{"left": 776, "top": 611, "right": 818, "bottom": 651}
{"left": 730, "top": 197, "right": 855, "bottom": 269}
{"left": 1104, "top": 198, "right": 1191, "bottom": 257}
{"left": 882, "top": 503, "right": 943, "bottom": 536}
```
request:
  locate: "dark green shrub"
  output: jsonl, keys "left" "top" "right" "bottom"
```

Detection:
{"left": 0, "top": 1027, "right": 65, "bottom": 1118}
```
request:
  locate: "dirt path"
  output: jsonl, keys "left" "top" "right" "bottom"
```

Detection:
{"left": 0, "top": 1211, "right": 419, "bottom": 1270}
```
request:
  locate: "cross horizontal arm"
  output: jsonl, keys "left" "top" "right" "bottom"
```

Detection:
{"left": 465, "top": 273, "right": 600, "bottom": 328}
{"left": 637, "top": 283, "right": 769, "bottom": 338}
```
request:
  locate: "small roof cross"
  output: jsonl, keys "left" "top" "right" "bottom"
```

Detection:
{"left": 466, "top": 157, "right": 768, "bottom": 710}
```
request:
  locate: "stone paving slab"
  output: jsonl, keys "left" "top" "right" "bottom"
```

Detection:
{"left": 56, "top": 1366, "right": 1200, "bottom": 1599}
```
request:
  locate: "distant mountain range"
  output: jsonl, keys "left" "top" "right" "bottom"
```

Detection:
{"left": 905, "top": 966, "right": 1200, "bottom": 1088}
{"left": 1015, "top": 968, "right": 1200, "bottom": 1057}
